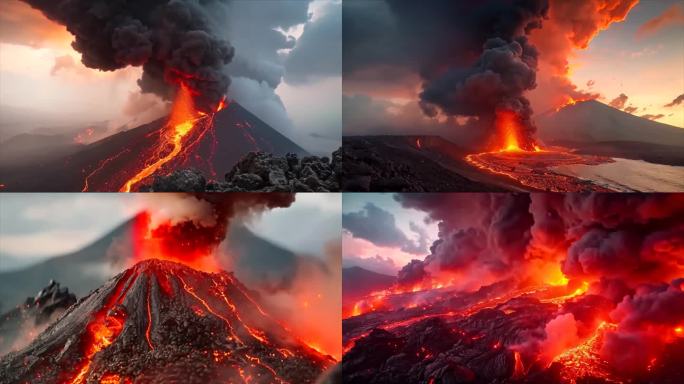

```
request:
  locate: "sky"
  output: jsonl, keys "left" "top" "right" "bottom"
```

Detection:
{"left": 564, "top": 0, "right": 684, "bottom": 127}
{"left": 0, "top": 0, "right": 341, "bottom": 154}
{"left": 342, "top": 0, "right": 684, "bottom": 141}
{"left": 342, "top": 193, "right": 438, "bottom": 276}
{"left": 0, "top": 193, "right": 341, "bottom": 271}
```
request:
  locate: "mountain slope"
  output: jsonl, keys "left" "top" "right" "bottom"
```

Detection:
{"left": 342, "top": 266, "right": 395, "bottom": 305}
{"left": 0, "top": 217, "right": 137, "bottom": 308}
{"left": 537, "top": 100, "right": 684, "bottom": 147}
{"left": 0, "top": 102, "right": 308, "bottom": 191}
{"left": 0, "top": 259, "right": 333, "bottom": 384}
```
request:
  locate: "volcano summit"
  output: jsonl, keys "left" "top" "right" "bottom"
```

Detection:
{"left": 0, "top": 259, "right": 334, "bottom": 384}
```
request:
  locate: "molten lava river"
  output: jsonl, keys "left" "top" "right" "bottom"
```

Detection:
{"left": 342, "top": 276, "right": 684, "bottom": 384}
{"left": 80, "top": 83, "right": 228, "bottom": 192}
{"left": 464, "top": 110, "right": 614, "bottom": 192}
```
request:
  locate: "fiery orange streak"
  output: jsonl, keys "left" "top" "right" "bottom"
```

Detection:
{"left": 245, "top": 354, "right": 289, "bottom": 384}
{"left": 145, "top": 275, "right": 154, "bottom": 350}
{"left": 177, "top": 274, "right": 243, "bottom": 345}
{"left": 81, "top": 148, "right": 130, "bottom": 192}
{"left": 552, "top": 322, "right": 619, "bottom": 383}
{"left": 67, "top": 270, "right": 135, "bottom": 384}
{"left": 213, "top": 284, "right": 271, "bottom": 346}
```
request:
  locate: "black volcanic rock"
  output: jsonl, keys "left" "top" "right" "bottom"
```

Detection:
{"left": 342, "top": 136, "right": 503, "bottom": 192}
{"left": 146, "top": 150, "right": 341, "bottom": 192}
{"left": 0, "top": 281, "right": 76, "bottom": 354}
{"left": 0, "top": 260, "right": 333, "bottom": 384}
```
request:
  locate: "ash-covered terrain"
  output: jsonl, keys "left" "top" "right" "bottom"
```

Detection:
{"left": 0, "top": 259, "right": 334, "bottom": 384}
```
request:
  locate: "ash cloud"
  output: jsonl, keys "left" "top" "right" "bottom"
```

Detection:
{"left": 395, "top": 193, "right": 533, "bottom": 286}
{"left": 394, "top": 193, "right": 684, "bottom": 290}
{"left": 344, "top": 0, "right": 549, "bottom": 147}
{"left": 22, "top": 0, "right": 234, "bottom": 110}
{"left": 602, "top": 279, "right": 684, "bottom": 372}
{"left": 142, "top": 193, "right": 295, "bottom": 259}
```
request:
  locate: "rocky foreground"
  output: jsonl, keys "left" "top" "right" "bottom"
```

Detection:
{"left": 144, "top": 149, "right": 341, "bottom": 192}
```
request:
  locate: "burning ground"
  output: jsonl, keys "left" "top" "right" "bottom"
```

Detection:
{"left": 0, "top": 193, "right": 342, "bottom": 383}
{"left": 342, "top": 193, "right": 684, "bottom": 383}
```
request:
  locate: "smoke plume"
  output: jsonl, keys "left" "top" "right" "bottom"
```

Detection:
{"left": 22, "top": 0, "right": 234, "bottom": 110}
{"left": 134, "top": 193, "right": 295, "bottom": 270}
{"left": 408, "top": 1, "right": 549, "bottom": 148}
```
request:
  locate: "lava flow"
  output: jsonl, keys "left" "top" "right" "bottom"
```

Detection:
{"left": 464, "top": 109, "right": 613, "bottom": 191}
{"left": 342, "top": 193, "right": 684, "bottom": 384}
{"left": 119, "top": 84, "right": 226, "bottom": 192}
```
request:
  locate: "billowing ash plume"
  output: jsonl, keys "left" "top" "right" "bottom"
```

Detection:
{"left": 137, "top": 193, "right": 295, "bottom": 266}
{"left": 395, "top": 193, "right": 533, "bottom": 287}
{"left": 22, "top": 0, "right": 234, "bottom": 110}
{"left": 399, "top": 0, "right": 550, "bottom": 147}
{"left": 396, "top": 193, "right": 684, "bottom": 289}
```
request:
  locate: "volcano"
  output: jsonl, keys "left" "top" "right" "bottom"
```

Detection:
{"left": 0, "top": 100, "right": 307, "bottom": 192}
{"left": 0, "top": 259, "right": 334, "bottom": 384}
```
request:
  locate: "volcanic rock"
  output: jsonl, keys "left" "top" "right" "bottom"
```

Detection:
{"left": 146, "top": 149, "right": 341, "bottom": 192}
{"left": 0, "top": 280, "right": 76, "bottom": 355}
{"left": 0, "top": 260, "right": 333, "bottom": 384}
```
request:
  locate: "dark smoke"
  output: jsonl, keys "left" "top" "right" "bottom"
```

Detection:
{"left": 22, "top": 0, "right": 234, "bottom": 110}
{"left": 396, "top": 193, "right": 533, "bottom": 286}
{"left": 420, "top": 36, "right": 540, "bottom": 148}
{"left": 602, "top": 279, "right": 684, "bottom": 372}
{"left": 389, "top": 0, "right": 550, "bottom": 148}
{"left": 148, "top": 193, "right": 295, "bottom": 258}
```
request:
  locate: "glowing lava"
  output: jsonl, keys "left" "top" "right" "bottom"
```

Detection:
{"left": 120, "top": 84, "right": 201, "bottom": 192}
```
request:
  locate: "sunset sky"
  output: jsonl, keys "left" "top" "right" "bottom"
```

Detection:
{"left": 343, "top": 0, "right": 684, "bottom": 138}
{"left": 342, "top": 193, "right": 438, "bottom": 276}
{"left": 0, "top": 0, "right": 341, "bottom": 154}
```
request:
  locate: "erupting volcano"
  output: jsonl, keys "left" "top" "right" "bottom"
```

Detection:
{"left": 342, "top": 193, "right": 684, "bottom": 383}
{"left": 0, "top": 260, "right": 334, "bottom": 384}
{"left": 464, "top": 108, "right": 614, "bottom": 192}
{"left": 0, "top": 193, "right": 337, "bottom": 383}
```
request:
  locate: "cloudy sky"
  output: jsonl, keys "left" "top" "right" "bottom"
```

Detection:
{"left": 0, "top": 0, "right": 341, "bottom": 154}
{"left": 343, "top": 0, "right": 683, "bottom": 140}
{"left": 342, "top": 193, "right": 438, "bottom": 276}
{"left": 0, "top": 193, "right": 341, "bottom": 271}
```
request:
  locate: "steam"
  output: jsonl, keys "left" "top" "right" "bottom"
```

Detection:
{"left": 22, "top": 0, "right": 234, "bottom": 110}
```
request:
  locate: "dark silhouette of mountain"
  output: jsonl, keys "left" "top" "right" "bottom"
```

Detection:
{"left": 0, "top": 259, "right": 333, "bottom": 383}
{"left": 0, "top": 102, "right": 308, "bottom": 191}
{"left": 0, "top": 217, "right": 136, "bottom": 309}
{"left": 537, "top": 100, "right": 684, "bottom": 165}
{"left": 343, "top": 266, "right": 395, "bottom": 305}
